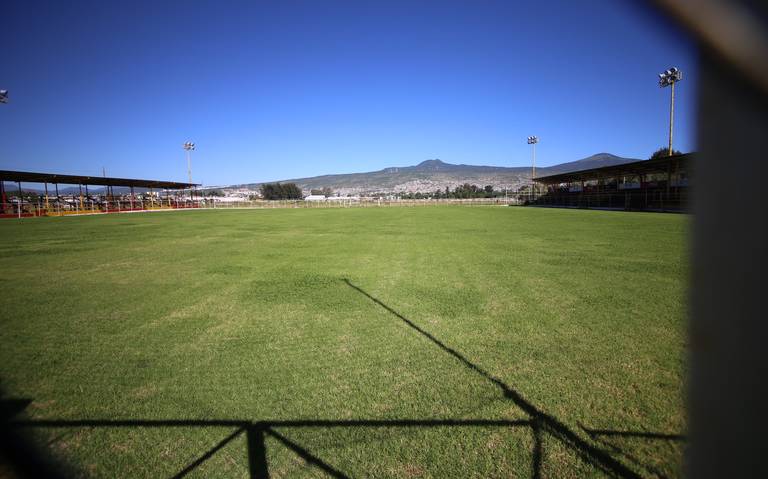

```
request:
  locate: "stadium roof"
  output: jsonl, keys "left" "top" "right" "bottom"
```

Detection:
{"left": 0, "top": 170, "right": 199, "bottom": 189}
{"left": 533, "top": 153, "right": 693, "bottom": 184}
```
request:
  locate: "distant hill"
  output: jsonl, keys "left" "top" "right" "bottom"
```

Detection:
{"left": 233, "top": 153, "right": 638, "bottom": 194}
{"left": 3, "top": 153, "right": 639, "bottom": 197}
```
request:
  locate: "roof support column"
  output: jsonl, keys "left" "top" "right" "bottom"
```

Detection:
{"left": 130, "top": 186, "right": 135, "bottom": 210}
{"left": 17, "top": 181, "right": 23, "bottom": 218}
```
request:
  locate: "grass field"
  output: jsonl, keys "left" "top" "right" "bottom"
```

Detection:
{"left": 0, "top": 206, "right": 688, "bottom": 478}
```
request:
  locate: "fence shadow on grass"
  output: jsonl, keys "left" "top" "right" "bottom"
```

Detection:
{"left": 1, "top": 279, "right": 683, "bottom": 478}
{"left": 579, "top": 425, "right": 687, "bottom": 479}
{"left": 3, "top": 404, "right": 531, "bottom": 479}
{"left": 342, "top": 278, "right": 684, "bottom": 479}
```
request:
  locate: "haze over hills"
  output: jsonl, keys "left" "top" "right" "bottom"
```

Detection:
{"left": 232, "top": 153, "right": 639, "bottom": 195}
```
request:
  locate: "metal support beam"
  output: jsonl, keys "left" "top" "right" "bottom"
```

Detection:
{"left": 17, "top": 181, "right": 23, "bottom": 218}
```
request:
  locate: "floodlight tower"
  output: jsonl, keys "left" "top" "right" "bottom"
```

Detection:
{"left": 0, "top": 90, "right": 8, "bottom": 104}
{"left": 183, "top": 142, "right": 195, "bottom": 185}
{"left": 527, "top": 136, "right": 539, "bottom": 197}
{"left": 658, "top": 67, "right": 683, "bottom": 156}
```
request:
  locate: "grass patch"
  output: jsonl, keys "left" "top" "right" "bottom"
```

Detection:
{"left": 0, "top": 206, "right": 688, "bottom": 477}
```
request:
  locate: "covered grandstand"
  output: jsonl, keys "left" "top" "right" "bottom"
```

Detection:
{"left": 531, "top": 152, "right": 692, "bottom": 212}
{"left": 0, "top": 170, "right": 201, "bottom": 218}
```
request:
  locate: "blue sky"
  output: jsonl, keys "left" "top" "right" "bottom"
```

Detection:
{"left": 1, "top": 0, "right": 696, "bottom": 186}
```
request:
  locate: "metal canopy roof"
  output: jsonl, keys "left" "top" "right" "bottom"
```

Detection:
{"left": 533, "top": 153, "right": 693, "bottom": 184}
{"left": 0, "top": 170, "right": 199, "bottom": 189}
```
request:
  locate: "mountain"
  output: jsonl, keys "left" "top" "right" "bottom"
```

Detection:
{"left": 232, "top": 153, "right": 638, "bottom": 195}
{"left": 3, "top": 153, "right": 639, "bottom": 197}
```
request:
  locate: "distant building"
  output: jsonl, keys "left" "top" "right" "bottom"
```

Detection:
{"left": 304, "top": 195, "right": 326, "bottom": 201}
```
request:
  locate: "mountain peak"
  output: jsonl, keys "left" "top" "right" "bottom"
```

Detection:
{"left": 416, "top": 159, "right": 447, "bottom": 166}
{"left": 415, "top": 159, "right": 448, "bottom": 170}
{"left": 580, "top": 152, "right": 619, "bottom": 161}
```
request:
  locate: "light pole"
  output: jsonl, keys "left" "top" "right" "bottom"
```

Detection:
{"left": 527, "top": 136, "right": 539, "bottom": 199}
{"left": 658, "top": 67, "right": 683, "bottom": 156}
{"left": 183, "top": 142, "right": 195, "bottom": 199}
{"left": 183, "top": 142, "right": 195, "bottom": 184}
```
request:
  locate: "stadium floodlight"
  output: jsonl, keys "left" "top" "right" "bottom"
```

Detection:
{"left": 183, "top": 142, "right": 195, "bottom": 185}
{"left": 659, "top": 67, "right": 683, "bottom": 156}
{"left": 527, "top": 136, "right": 539, "bottom": 199}
{"left": 0, "top": 90, "right": 8, "bottom": 104}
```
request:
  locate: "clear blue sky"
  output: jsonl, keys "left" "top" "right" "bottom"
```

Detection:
{"left": 1, "top": 0, "right": 696, "bottom": 186}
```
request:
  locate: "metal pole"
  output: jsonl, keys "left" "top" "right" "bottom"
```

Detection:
{"left": 187, "top": 150, "right": 192, "bottom": 185}
{"left": 669, "top": 81, "right": 676, "bottom": 156}
{"left": 17, "top": 181, "right": 22, "bottom": 218}
{"left": 532, "top": 142, "right": 536, "bottom": 199}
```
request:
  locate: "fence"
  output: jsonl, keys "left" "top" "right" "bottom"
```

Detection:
{"left": 530, "top": 187, "right": 688, "bottom": 212}
{"left": 0, "top": 198, "right": 201, "bottom": 218}
{"left": 1, "top": 197, "right": 521, "bottom": 218}
{"left": 205, "top": 197, "right": 520, "bottom": 210}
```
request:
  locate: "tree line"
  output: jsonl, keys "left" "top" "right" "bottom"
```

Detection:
{"left": 255, "top": 182, "right": 514, "bottom": 200}
{"left": 399, "top": 184, "right": 506, "bottom": 200}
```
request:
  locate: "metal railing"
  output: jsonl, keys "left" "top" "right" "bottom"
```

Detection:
{"left": 0, "top": 197, "right": 522, "bottom": 219}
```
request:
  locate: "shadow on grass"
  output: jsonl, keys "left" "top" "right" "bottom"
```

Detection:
{"left": 580, "top": 425, "right": 687, "bottom": 479}
{"left": 3, "top": 408, "right": 530, "bottom": 479}
{"left": 342, "top": 278, "right": 683, "bottom": 478}
{"left": 1, "top": 278, "right": 683, "bottom": 478}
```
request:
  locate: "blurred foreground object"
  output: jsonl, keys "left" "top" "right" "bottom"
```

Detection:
{"left": 652, "top": 0, "right": 768, "bottom": 477}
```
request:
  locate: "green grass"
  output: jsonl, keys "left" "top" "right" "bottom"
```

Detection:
{"left": 0, "top": 207, "right": 688, "bottom": 478}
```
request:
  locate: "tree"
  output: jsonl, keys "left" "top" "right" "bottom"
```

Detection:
{"left": 260, "top": 182, "right": 303, "bottom": 200}
{"left": 650, "top": 147, "right": 682, "bottom": 159}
